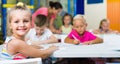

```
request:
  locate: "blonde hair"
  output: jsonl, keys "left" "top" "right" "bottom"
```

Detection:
{"left": 7, "top": 2, "right": 31, "bottom": 36}
{"left": 73, "top": 14, "right": 86, "bottom": 25}
{"left": 73, "top": 14, "right": 84, "bottom": 20}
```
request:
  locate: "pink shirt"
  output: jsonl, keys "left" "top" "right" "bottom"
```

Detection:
{"left": 32, "top": 7, "right": 56, "bottom": 27}
{"left": 68, "top": 29, "right": 96, "bottom": 43}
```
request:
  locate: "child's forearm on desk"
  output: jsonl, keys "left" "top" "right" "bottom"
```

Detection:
{"left": 91, "top": 37, "right": 103, "bottom": 44}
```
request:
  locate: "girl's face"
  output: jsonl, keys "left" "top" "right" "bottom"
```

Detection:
{"left": 64, "top": 16, "right": 71, "bottom": 25}
{"left": 10, "top": 10, "right": 31, "bottom": 37}
{"left": 52, "top": 8, "right": 62, "bottom": 15}
{"left": 73, "top": 20, "right": 86, "bottom": 35}
{"left": 35, "top": 25, "right": 46, "bottom": 36}
{"left": 101, "top": 21, "right": 109, "bottom": 30}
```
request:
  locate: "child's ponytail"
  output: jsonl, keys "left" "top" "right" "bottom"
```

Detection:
{"left": 15, "top": 2, "right": 26, "bottom": 9}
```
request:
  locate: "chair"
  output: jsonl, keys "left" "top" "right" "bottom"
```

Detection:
{"left": 0, "top": 58, "right": 42, "bottom": 64}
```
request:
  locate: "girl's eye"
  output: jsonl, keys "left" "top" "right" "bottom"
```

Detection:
{"left": 14, "top": 21, "right": 19, "bottom": 23}
{"left": 24, "top": 20, "right": 29, "bottom": 22}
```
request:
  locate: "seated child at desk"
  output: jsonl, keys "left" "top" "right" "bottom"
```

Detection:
{"left": 93, "top": 19, "right": 119, "bottom": 34}
{"left": 63, "top": 15, "right": 104, "bottom": 64}
{"left": 60, "top": 13, "right": 73, "bottom": 34}
{"left": 25, "top": 14, "right": 58, "bottom": 45}
{"left": 64, "top": 14, "right": 103, "bottom": 45}
{"left": 1, "top": 2, "right": 58, "bottom": 60}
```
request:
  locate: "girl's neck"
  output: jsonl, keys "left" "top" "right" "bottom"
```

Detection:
{"left": 64, "top": 24, "right": 70, "bottom": 27}
{"left": 78, "top": 31, "right": 86, "bottom": 37}
{"left": 48, "top": 8, "right": 52, "bottom": 15}
{"left": 12, "top": 34, "right": 25, "bottom": 40}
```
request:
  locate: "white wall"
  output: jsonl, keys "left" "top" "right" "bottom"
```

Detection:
{"left": 84, "top": 0, "right": 107, "bottom": 30}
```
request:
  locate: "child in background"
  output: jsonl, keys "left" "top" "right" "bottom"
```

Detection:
{"left": 1, "top": 2, "right": 58, "bottom": 60}
{"left": 93, "top": 19, "right": 120, "bottom": 63}
{"left": 25, "top": 14, "right": 58, "bottom": 45}
{"left": 32, "top": 1, "right": 63, "bottom": 34}
{"left": 93, "top": 19, "right": 119, "bottom": 34}
{"left": 64, "top": 14, "right": 103, "bottom": 45}
{"left": 60, "top": 13, "right": 73, "bottom": 34}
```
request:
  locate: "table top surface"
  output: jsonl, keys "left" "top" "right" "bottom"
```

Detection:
{"left": 0, "top": 34, "right": 120, "bottom": 58}
{"left": 42, "top": 34, "right": 120, "bottom": 58}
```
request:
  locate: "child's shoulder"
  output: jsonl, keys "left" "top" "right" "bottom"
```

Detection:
{"left": 84, "top": 31, "right": 94, "bottom": 35}
{"left": 44, "top": 28, "right": 53, "bottom": 34}
{"left": 8, "top": 38, "right": 25, "bottom": 48}
{"left": 6, "top": 38, "right": 26, "bottom": 54}
{"left": 6, "top": 36, "right": 24, "bottom": 45}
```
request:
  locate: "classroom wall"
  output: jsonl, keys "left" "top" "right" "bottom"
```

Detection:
{"left": 84, "top": 0, "right": 107, "bottom": 30}
{"left": 107, "top": 0, "right": 120, "bottom": 32}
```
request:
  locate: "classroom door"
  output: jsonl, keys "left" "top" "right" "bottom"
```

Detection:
{"left": 107, "top": 0, "right": 120, "bottom": 32}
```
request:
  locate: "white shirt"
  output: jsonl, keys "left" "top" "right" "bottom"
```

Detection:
{"left": 26, "top": 28, "right": 53, "bottom": 44}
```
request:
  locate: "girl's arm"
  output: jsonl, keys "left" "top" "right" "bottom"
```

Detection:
{"left": 108, "top": 29, "right": 120, "bottom": 34}
{"left": 93, "top": 29, "right": 102, "bottom": 34}
{"left": 25, "top": 38, "right": 42, "bottom": 49}
{"left": 10, "top": 39, "right": 58, "bottom": 59}
{"left": 64, "top": 36, "right": 80, "bottom": 45}
{"left": 92, "top": 37, "right": 103, "bottom": 44}
{"left": 49, "top": 18, "right": 57, "bottom": 33}
{"left": 83, "top": 37, "right": 103, "bottom": 45}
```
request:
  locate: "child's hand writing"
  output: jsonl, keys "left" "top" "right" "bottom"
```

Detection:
{"left": 73, "top": 39, "right": 80, "bottom": 45}
{"left": 72, "top": 34, "right": 80, "bottom": 45}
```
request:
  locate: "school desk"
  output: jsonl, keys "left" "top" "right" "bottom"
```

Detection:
{"left": 41, "top": 34, "right": 120, "bottom": 58}
{"left": 0, "top": 34, "right": 120, "bottom": 58}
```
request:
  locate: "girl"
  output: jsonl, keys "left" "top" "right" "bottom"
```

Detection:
{"left": 60, "top": 13, "right": 73, "bottom": 34}
{"left": 64, "top": 14, "right": 103, "bottom": 45}
{"left": 32, "top": 1, "right": 63, "bottom": 34}
{"left": 26, "top": 14, "right": 58, "bottom": 45}
{"left": 1, "top": 2, "right": 58, "bottom": 60}
{"left": 63, "top": 14, "right": 103, "bottom": 64}
{"left": 93, "top": 19, "right": 119, "bottom": 34}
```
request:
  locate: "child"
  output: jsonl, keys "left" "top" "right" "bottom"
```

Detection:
{"left": 25, "top": 14, "right": 58, "bottom": 45}
{"left": 32, "top": 1, "right": 62, "bottom": 34}
{"left": 93, "top": 19, "right": 119, "bottom": 34}
{"left": 1, "top": 2, "right": 58, "bottom": 60}
{"left": 64, "top": 14, "right": 103, "bottom": 45}
{"left": 63, "top": 14, "right": 104, "bottom": 64}
{"left": 60, "top": 13, "right": 73, "bottom": 34}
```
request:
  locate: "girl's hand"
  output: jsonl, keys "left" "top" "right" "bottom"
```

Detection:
{"left": 73, "top": 39, "right": 80, "bottom": 45}
{"left": 82, "top": 41, "right": 93, "bottom": 45}
{"left": 48, "top": 45, "right": 59, "bottom": 52}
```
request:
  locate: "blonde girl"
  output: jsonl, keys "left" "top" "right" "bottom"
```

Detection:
{"left": 1, "top": 2, "right": 58, "bottom": 60}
